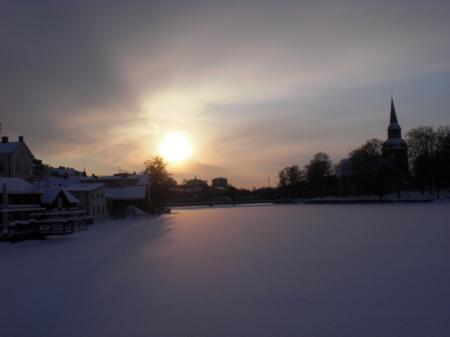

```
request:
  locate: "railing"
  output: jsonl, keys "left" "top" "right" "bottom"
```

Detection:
{"left": 1, "top": 208, "right": 91, "bottom": 242}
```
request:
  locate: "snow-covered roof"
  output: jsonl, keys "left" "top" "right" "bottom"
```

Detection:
{"left": 82, "top": 174, "right": 149, "bottom": 187}
{"left": 0, "top": 142, "right": 20, "bottom": 154}
{"left": 50, "top": 167, "right": 83, "bottom": 176}
{"left": 105, "top": 186, "right": 146, "bottom": 200}
{"left": 83, "top": 175, "right": 138, "bottom": 182}
{"left": 136, "top": 175, "right": 149, "bottom": 186}
{"left": 65, "top": 183, "right": 104, "bottom": 192}
{"left": 49, "top": 176, "right": 84, "bottom": 187}
{"left": 33, "top": 176, "right": 85, "bottom": 191}
{"left": 0, "top": 177, "right": 37, "bottom": 193}
{"left": 41, "top": 188, "right": 80, "bottom": 205}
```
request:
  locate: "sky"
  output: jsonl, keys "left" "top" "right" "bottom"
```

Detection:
{"left": 1, "top": 0, "right": 450, "bottom": 188}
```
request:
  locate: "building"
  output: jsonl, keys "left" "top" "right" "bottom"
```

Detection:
{"left": 33, "top": 175, "right": 85, "bottom": 191}
{"left": 0, "top": 136, "right": 34, "bottom": 180}
{"left": 65, "top": 183, "right": 108, "bottom": 221}
{"left": 0, "top": 177, "right": 43, "bottom": 232}
{"left": 105, "top": 185, "right": 149, "bottom": 216}
{"left": 82, "top": 173, "right": 151, "bottom": 216}
{"left": 212, "top": 177, "right": 228, "bottom": 189}
{"left": 382, "top": 97, "right": 408, "bottom": 175}
{"left": 186, "top": 177, "right": 208, "bottom": 192}
{"left": 50, "top": 166, "right": 85, "bottom": 177}
{"left": 82, "top": 173, "right": 147, "bottom": 188}
{"left": 41, "top": 187, "right": 80, "bottom": 210}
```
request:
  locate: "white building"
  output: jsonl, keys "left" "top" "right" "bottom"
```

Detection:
{"left": 83, "top": 173, "right": 151, "bottom": 216}
{"left": 65, "top": 183, "right": 108, "bottom": 221}
{"left": 0, "top": 136, "right": 34, "bottom": 180}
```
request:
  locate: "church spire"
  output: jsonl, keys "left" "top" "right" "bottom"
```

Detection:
{"left": 387, "top": 96, "right": 402, "bottom": 139}
{"left": 382, "top": 96, "right": 408, "bottom": 177}
{"left": 390, "top": 96, "right": 399, "bottom": 125}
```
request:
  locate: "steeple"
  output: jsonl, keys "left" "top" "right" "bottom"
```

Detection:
{"left": 390, "top": 97, "right": 398, "bottom": 125}
{"left": 387, "top": 96, "right": 402, "bottom": 139}
{"left": 382, "top": 95, "right": 409, "bottom": 179}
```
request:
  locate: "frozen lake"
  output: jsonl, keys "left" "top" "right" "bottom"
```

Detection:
{"left": 1, "top": 203, "right": 450, "bottom": 337}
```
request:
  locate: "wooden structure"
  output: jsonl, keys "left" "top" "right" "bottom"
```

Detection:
{"left": 0, "top": 179, "right": 92, "bottom": 241}
{"left": 4, "top": 209, "right": 91, "bottom": 241}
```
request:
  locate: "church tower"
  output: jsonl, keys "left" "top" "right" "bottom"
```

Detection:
{"left": 382, "top": 97, "right": 408, "bottom": 175}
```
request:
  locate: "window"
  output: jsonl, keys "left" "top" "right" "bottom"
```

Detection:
{"left": 92, "top": 206, "right": 95, "bottom": 215}
{"left": 0, "top": 161, "right": 4, "bottom": 172}
{"left": 16, "top": 162, "right": 21, "bottom": 173}
{"left": 97, "top": 205, "right": 100, "bottom": 214}
{"left": 102, "top": 205, "right": 105, "bottom": 214}
{"left": 91, "top": 194, "right": 94, "bottom": 200}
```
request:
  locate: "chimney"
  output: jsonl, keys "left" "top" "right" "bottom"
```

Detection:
{"left": 1, "top": 136, "right": 8, "bottom": 143}
{"left": 18, "top": 136, "right": 24, "bottom": 142}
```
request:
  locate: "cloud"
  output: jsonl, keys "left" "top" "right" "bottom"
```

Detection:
{"left": 1, "top": 0, "right": 450, "bottom": 187}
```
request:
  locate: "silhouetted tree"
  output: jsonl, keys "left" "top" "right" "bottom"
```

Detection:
{"left": 278, "top": 165, "right": 304, "bottom": 197}
{"left": 406, "top": 126, "right": 437, "bottom": 193}
{"left": 335, "top": 159, "right": 352, "bottom": 196}
{"left": 143, "top": 156, "right": 176, "bottom": 207}
{"left": 435, "top": 126, "right": 450, "bottom": 190}
{"left": 305, "top": 153, "right": 333, "bottom": 196}
{"left": 278, "top": 165, "right": 300, "bottom": 187}
{"left": 275, "top": 125, "right": 450, "bottom": 199}
{"left": 347, "top": 139, "right": 388, "bottom": 197}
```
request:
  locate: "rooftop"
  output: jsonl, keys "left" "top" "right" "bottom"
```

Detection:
{"left": 65, "top": 183, "right": 104, "bottom": 192}
{"left": 0, "top": 142, "right": 20, "bottom": 154}
{"left": 105, "top": 186, "right": 147, "bottom": 200}
{"left": 41, "top": 188, "right": 80, "bottom": 205}
{"left": 84, "top": 175, "right": 138, "bottom": 181}
{"left": 0, "top": 177, "right": 38, "bottom": 193}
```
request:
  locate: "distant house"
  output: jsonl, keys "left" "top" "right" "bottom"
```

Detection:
{"left": 41, "top": 187, "right": 80, "bottom": 210}
{"left": 0, "top": 136, "right": 34, "bottom": 180}
{"left": 186, "top": 177, "right": 208, "bottom": 192}
{"left": 212, "top": 177, "right": 228, "bottom": 189}
{"left": 65, "top": 183, "right": 108, "bottom": 221}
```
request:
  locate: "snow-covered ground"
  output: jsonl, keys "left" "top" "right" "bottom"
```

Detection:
{"left": 1, "top": 203, "right": 450, "bottom": 337}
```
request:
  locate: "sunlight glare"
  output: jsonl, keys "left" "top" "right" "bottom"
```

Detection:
{"left": 159, "top": 132, "right": 193, "bottom": 164}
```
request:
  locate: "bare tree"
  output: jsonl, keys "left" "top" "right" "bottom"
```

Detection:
{"left": 305, "top": 153, "right": 333, "bottom": 197}
{"left": 143, "top": 156, "right": 176, "bottom": 207}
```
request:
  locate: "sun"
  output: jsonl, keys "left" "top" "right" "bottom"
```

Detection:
{"left": 159, "top": 132, "right": 193, "bottom": 164}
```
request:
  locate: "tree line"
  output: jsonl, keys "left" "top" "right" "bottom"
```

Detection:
{"left": 143, "top": 124, "right": 450, "bottom": 207}
{"left": 278, "top": 125, "right": 450, "bottom": 198}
